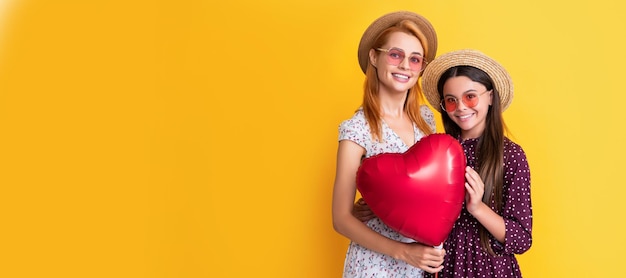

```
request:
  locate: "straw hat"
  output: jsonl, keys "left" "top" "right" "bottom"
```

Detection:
{"left": 422, "top": 49, "right": 514, "bottom": 112}
{"left": 357, "top": 11, "right": 438, "bottom": 74}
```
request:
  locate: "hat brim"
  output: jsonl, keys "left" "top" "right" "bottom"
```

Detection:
{"left": 358, "top": 11, "right": 437, "bottom": 74}
{"left": 421, "top": 49, "right": 514, "bottom": 112}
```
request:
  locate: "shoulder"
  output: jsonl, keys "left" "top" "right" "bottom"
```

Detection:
{"left": 419, "top": 104, "right": 434, "bottom": 117}
{"left": 419, "top": 105, "right": 436, "bottom": 131}
{"left": 339, "top": 108, "right": 368, "bottom": 130}
{"left": 504, "top": 137, "right": 525, "bottom": 152}
{"left": 504, "top": 137, "right": 529, "bottom": 163}
{"left": 338, "top": 108, "right": 370, "bottom": 143}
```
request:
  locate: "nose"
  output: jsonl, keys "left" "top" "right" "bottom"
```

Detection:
{"left": 398, "top": 56, "right": 411, "bottom": 70}
{"left": 454, "top": 99, "right": 469, "bottom": 111}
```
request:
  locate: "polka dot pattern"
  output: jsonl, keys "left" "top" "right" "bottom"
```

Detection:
{"left": 433, "top": 137, "right": 533, "bottom": 278}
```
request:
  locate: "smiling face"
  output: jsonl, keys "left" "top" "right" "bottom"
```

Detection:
{"left": 442, "top": 76, "right": 493, "bottom": 139}
{"left": 369, "top": 31, "right": 425, "bottom": 95}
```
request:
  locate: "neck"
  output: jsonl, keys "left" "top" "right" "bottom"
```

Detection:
{"left": 379, "top": 91, "right": 408, "bottom": 118}
{"left": 461, "top": 128, "right": 485, "bottom": 140}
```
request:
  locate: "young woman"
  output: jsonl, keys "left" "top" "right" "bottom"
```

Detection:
{"left": 332, "top": 11, "right": 445, "bottom": 277}
{"left": 421, "top": 49, "right": 533, "bottom": 277}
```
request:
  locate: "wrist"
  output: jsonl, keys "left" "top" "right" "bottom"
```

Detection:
{"left": 469, "top": 202, "right": 487, "bottom": 217}
{"left": 389, "top": 241, "right": 407, "bottom": 261}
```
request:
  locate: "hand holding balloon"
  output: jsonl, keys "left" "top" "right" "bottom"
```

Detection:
{"left": 400, "top": 242, "right": 445, "bottom": 274}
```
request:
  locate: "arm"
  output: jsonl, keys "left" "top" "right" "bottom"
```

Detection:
{"left": 499, "top": 145, "right": 533, "bottom": 254}
{"left": 464, "top": 144, "right": 533, "bottom": 254}
{"left": 332, "top": 140, "right": 444, "bottom": 272}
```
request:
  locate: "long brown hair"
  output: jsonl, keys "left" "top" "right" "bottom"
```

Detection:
{"left": 361, "top": 19, "right": 434, "bottom": 142}
{"left": 437, "top": 66, "right": 509, "bottom": 256}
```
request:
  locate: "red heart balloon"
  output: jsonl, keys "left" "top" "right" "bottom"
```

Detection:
{"left": 356, "top": 133, "right": 466, "bottom": 246}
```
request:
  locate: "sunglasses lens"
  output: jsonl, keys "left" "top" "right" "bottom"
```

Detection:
{"left": 386, "top": 49, "right": 404, "bottom": 66}
{"left": 443, "top": 98, "right": 457, "bottom": 112}
{"left": 463, "top": 93, "right": 480, "bottom": 108}
{"left": 407, "top": 56, "right": 424, "bottom": 71}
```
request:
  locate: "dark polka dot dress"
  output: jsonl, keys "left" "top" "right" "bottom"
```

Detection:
{"left": 433, "top": 137, "right": 532, "bottom": 278}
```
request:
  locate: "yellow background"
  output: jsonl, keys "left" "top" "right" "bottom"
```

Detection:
{"left": 1, "top": 0, "right": 624, "bottom": 277}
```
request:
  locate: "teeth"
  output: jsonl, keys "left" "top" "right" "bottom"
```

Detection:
{"left": 459, "top": 114, "right": 472, "bottom": 119}
{"left": 392, "top": 73, "right": 408, "bottom": 80}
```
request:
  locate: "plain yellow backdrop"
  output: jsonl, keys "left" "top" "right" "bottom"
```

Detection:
{"left": 1, "top": 0, "right": 625, "bottom": 277}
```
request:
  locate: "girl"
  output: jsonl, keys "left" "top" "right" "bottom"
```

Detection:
{"left": 421, "top": 49, "right": 533, "bottom": 277}
{"left": 332, "top": 11, "right": 445, "bottom": 277}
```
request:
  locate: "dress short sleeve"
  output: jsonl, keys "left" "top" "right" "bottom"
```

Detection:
{"left": 338, "top": 112, "right": 369, "bottom": 149}
{"left": 420, "top": 105, "right": 436, "bottom": 133}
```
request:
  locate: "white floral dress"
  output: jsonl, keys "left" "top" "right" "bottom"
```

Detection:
{"left": 338, "top": 106, "right": 436, "bottom": 278}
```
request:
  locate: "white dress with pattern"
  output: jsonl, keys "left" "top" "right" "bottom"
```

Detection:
{"left": 338, "top": 106, "right": 436, "bottom": 278}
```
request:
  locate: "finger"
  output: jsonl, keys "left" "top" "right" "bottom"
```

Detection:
{"left": 422, "top": 265, "right": 444, "bottom": 274}
{"left": 465, "top": 166, "right": 478, "bottom": 175}
{"left": 464, "top": 182, "right": 474, "bottom": 194}
{"left": 465, "top": 171, "right": 478, "bottom": 184}
{"left": 466, "top": 166, "right": 483, "bottom": 181}
{"left": 355, "top": 205, "right": 370, "bottom": 213}
{"left": 435, "top": 248, "right": 446, "bottom": 257}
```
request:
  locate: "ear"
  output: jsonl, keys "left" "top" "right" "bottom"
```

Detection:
{"left": 369, "top": 49, "right": 377, "bottom": 68}
{"left": 488, "top": 90, "right": 494, "bottom": 106}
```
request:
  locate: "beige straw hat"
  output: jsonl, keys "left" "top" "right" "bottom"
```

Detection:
{"left": 422, "top": 49, "right": 514, "bottom": 112}
{"left": 357, "top": 11, "right": 438, "bottom": 74}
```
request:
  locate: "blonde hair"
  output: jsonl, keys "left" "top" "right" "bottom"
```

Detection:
{"left": 361, "top": 19, "right": 433, "bottom": 142}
